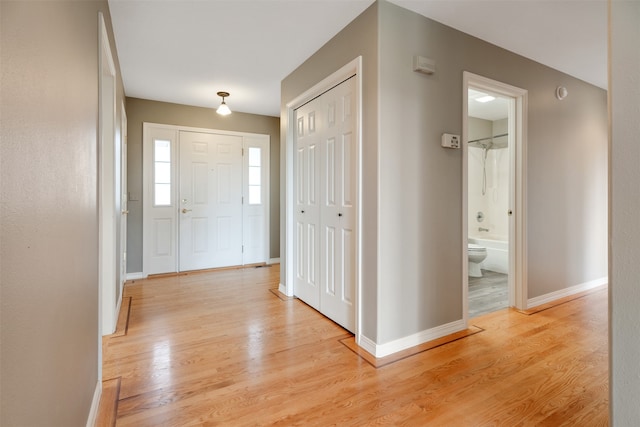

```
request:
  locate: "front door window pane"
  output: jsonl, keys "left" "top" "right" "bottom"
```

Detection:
{"left": 154, "top": 139, "right": 171, "bottom": 206}
{"left": 247, "top": 147, "right": 261, "bottom": 205}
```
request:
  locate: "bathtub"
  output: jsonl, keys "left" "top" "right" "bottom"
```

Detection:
{"left": 468, "top": 237, "right": 509, "bottom": 274}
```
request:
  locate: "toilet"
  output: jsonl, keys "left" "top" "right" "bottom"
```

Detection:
{"left": 468, "top": 243, "right": 488, "bottom": 277}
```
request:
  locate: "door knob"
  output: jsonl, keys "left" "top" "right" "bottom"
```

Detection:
{"left": 121, "top": 210, "right": 129, "bottom": 215}
{"left": 338, "top": 213, "right": 343, "bottom": 217}
{"left": 182, "top": 208, "right": 192, "bottom": 214}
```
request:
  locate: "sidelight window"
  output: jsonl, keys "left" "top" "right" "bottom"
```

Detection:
{"left": 154, "top": 139, "right": 171, "bottom": 206}
{"left": 248, "top": 147, "right": 262, "bottom": 205}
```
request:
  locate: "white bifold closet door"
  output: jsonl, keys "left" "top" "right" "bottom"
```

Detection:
{"left": 294, "top": 76, "right": 356, "bottom": 333}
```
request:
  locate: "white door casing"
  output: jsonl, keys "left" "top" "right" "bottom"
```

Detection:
{"left": 143, "top": 123, "right": 270, "bottom": 276}
{"left": 294, "top": 76, "right": 357, "bottom": 332}
{"left": 462, "top": 71, "right": 528, "bottom": 319}
{"left": 118, "top": 102, "right": 128, "bottom": 303}
{"left": 99, "top": 13, "right": 118, "bottom": 335}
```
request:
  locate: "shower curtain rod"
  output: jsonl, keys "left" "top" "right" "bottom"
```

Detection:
{"left": 467, "top": 133, "right": 508, "bottom": 144}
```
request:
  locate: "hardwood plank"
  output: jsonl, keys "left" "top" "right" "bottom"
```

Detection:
{"left": 113, "top": 296, "right": 131, "bottom": 337}
{"left": 96, "top": 377, "right": 120, "bottom": 427}
{"left": 98, "top": 266, "right": 609, "bottom": 426}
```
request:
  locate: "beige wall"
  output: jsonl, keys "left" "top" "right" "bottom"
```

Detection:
{"left": 281, "top": 2, "right": 379, "bottom": 340}
{"left": 125, "top": 98, "right": 280, "bottom": 272}
{"left": 0, "top": 1, "right": 125, "bottom": 424}
{"left": 610, "top": 1, "right": 640, "bottom": 423}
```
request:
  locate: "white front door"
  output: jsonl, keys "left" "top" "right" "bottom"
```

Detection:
{"left": 143, "top": 124, "right": 270, "bottom": 276}
{"left": 179, "top": 131, "right": 243, "bottom": 271}
{"left": 294, "top": 76, "right": 356, "bottom": 332}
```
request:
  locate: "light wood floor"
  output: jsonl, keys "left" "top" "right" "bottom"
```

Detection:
{"left": 101, "top": 265, "right": 608, "bottom": 426}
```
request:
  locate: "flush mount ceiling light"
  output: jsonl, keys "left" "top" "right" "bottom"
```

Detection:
{"left": 216, "top": 91, "right": 231, "bottom": 116}
{"left": 476, "top": 95, "right": 496, "bottom": 103}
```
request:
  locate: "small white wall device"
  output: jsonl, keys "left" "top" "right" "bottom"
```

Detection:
{"left": 413, "top": 55, "right": 436, "bottom": 75}
{"left": 441, "top": 133, "right": 460, "bottom": 149}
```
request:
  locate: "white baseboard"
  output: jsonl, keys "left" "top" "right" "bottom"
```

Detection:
{"left": 268, "top": 258, "right": 281, "bottom": 265}
{"left": 86, "top": 380, "right": 101, "bottom": 427}
{"left": 357, "top": 320, "right": 467, "bottom": 359}
{"left": 278, "top": 282, "right": 293, "bottom": 297}
{"left": 527, "top": 276, "right": 608, "bottom": 309}
{"left": 356, "top": 334, "right": 378, "bottom": 356}
{"left": 126, "top": 272, "right": 145, "bottom": 281}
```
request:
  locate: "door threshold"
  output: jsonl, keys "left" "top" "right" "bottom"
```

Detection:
{"left": 148, "top": 263, "right": 269, "bottom": 278}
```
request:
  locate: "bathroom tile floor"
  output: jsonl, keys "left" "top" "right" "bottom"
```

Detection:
{"left": 469, "top": 270, "right": 508, "bottom": 318}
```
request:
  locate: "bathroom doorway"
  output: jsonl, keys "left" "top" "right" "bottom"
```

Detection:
{"left": 462, "top": 72, "right": 528, "bottom": 319}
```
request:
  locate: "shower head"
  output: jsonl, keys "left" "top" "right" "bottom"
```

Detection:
{"left": 469, "top": 140, "right": 493, "bottom": 150}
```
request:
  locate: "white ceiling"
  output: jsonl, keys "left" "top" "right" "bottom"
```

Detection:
{"left": 108, "top": 0, "right": 607, "bottom": 118}
{"left": 468, "top": 89, "right": 509, "bottom": 121}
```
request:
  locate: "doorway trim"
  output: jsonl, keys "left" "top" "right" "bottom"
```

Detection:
{"left": 462, "top": 71, "right": 528, "bottom": 319}
{"left": 99, "top": 12, "right": 118, "bottom": 336}
{"left": 284, "top": 57, "right": 362, "bottom": 340}
{"left": 142, "top": 123, "right": 271, "bottom": 276}
{"left": 118, "top": 101, "right": 128, "bottom": 307}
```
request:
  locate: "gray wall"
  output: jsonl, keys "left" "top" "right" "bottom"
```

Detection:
{"left": 379, "top": 2, "right": 607, "bottom": 342}
{"left": 282, "top": 0, "right": 607, "bottom": 346}
{"left": 281, "top": 2, "right": 379, "bottom": 340}
{"left": 0, "top": 1, "right": 125, "bottom": 425}
{"left": 376, "top": 1, "right": 607, "bottom": 343}
{"left": 610, "top": 1, "right": 640, "bottom": 423}
{"left": 125, "top": 97, "right": 280, "bottom": 273}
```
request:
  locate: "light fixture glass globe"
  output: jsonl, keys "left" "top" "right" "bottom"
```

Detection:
{"left": 216, "top": 91, "right": 232, "bottom": 115}
{"left": 217, "top": 102, "right": 231, "bottom": 116}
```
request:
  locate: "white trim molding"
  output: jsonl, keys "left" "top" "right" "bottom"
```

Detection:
{"left": 98, "top": 10, "right": 118, "bottom": 338}
{"left": 527, "top": 277, "right": 608, "bottom": 309}
{"left": 361, "top": 320, "right": 467, "bottom": 359}
{"left": 357, "top": 334, "right": 378, "bottom": 357}
{"left": 126, "top": 272, "right": 146, "bottom": 281}
{"left": 462, "top": 71, "right": 529, "bottom": 321}
{"left": 278, "top": 282, "right": 288, "bottom": 296}
{"left": 86, "top": 380, "right": 102, "bottom": 427}
{"left": 268, "top": 258, "right": 281, "bottom": 265}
